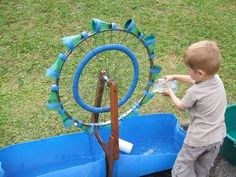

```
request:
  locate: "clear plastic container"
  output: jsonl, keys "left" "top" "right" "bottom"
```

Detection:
{"left": 151, "top": 78, "right": 178, "bottom": 93}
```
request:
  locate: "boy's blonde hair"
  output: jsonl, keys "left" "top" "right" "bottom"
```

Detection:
{"left": 183, "top": 40, "right": 221, "bottom": 75}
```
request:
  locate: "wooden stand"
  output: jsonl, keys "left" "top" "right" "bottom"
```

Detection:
{"left": 91, "top": 71, "right": 119, "bottom": 177}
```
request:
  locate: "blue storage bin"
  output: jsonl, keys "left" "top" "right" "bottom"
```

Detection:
{"left": 99, "top": 113, "right": 186, "bottom": 177}
{"left": 0, "top": 113, "right": 185, "bottom": 177}
{"left": 0, "top": 133, "right": 106, "bottom": 177}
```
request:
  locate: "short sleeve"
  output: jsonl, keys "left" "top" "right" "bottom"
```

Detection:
{"left": 181, "top": 87, "right": 197, "bottom": 108}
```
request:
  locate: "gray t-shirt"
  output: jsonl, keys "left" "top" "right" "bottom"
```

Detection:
{"left": 182, "top": 75, "right": 227, "bottom": 147}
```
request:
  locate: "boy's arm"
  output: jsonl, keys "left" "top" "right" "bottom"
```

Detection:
{"left": 165, "top": 75, "right": 195, "bottom": 84}
{"left": 163, "top": 88, "right": 187, "bottom": 111}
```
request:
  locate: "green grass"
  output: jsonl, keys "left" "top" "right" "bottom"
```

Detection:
{"left": 0, "top": 0, "right": 235, "bottom": 148}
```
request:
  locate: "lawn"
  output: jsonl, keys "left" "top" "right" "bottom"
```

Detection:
{"left": 0, "top": 0, "right": 235, "bottom": 148}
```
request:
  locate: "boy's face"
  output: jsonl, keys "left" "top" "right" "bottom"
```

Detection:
{"left": 187, "top": 67, "right": 206, "bottom": 83}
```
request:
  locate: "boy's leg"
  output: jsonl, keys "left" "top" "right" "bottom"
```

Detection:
{"left": 172, "top": 144, "right": 202, "bottom": 177}
{"left": 171, "top": 143, "right": 216, "bottom": 177}
{"left": 194, "top": 141, "right": 222, "bottom": 177}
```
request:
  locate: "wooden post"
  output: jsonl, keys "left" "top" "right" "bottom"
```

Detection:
{"left": 91, "top": 72, "right": 119, "bottom": 177}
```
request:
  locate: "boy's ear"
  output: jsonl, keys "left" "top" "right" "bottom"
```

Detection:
{"left": 197, "top": 69, "right": 206, "bottom": 77}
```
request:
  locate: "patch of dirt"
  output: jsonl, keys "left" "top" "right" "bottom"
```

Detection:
{"left": 208, "top": 153, "right": 236, "bottom": 177}
{"left": 142, "top": 169, "right": 171, "bottom": 177}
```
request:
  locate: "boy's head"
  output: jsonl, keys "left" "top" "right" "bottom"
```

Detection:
{"left": 183, "top": 40, "right": 221, "bottom": 76}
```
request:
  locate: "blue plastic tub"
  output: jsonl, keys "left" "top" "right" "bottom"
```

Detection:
{"left": 0, "top": 133, "right": 106, "bottom": 177}
{"left": 99, "top": 113, "right": 186, "bottom": 177}
{"left": 0, "top": 113, "right": 185, "bottom": 177}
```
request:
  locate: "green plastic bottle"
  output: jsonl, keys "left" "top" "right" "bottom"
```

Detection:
{"left": 144, "top": 35, "right": 156, "bottom": 59}
{"left": 124, "top": 19, "right": 144, "bottom": 39}
{"left": 91, "top": 19, "right": 115, "bottom": 33}
{"left": 150, "top": 64, "right": 162, "bottom": 82}
{"left": 47, "top": 85, "right": 62, "bottom": 111}
{"left": 140, "top": 90, "right": 154, "bottom": 105}
{"left": 62, "top": 32, "right": 88, "bottom": 51}
{"left": 46, "top": 53, "right": 67, "bottom": 80}
{"left": 58, "top": 109, "right": 74, "bottom": 128}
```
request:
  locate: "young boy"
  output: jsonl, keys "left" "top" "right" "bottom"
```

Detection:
{"left": 163, "top": 40, "right": 227, "bottom": 177}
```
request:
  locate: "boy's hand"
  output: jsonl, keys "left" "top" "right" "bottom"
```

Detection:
{"left": 162, "top": 91, "right": 170, "bottom": 97}
{"left": 161, "top": 84, "right": 172, "bottom": 97}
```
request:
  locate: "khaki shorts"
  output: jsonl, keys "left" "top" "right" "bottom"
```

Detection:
{"left": 172, "top": 141, "right": 222, "bottom": 177}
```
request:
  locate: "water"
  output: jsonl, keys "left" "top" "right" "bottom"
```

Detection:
{"left": 130, "top": 137, "right": 177, "bottom": 155}
{"left": 151, "top": 79, "right": 178, "bottom": 93}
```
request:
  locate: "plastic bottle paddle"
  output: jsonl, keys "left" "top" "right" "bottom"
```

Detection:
{"left": 119, "top": 138, "right": 133, "bottom": 153}
{"left": 151, "top": 78, "right": 178, "bottom": 93}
